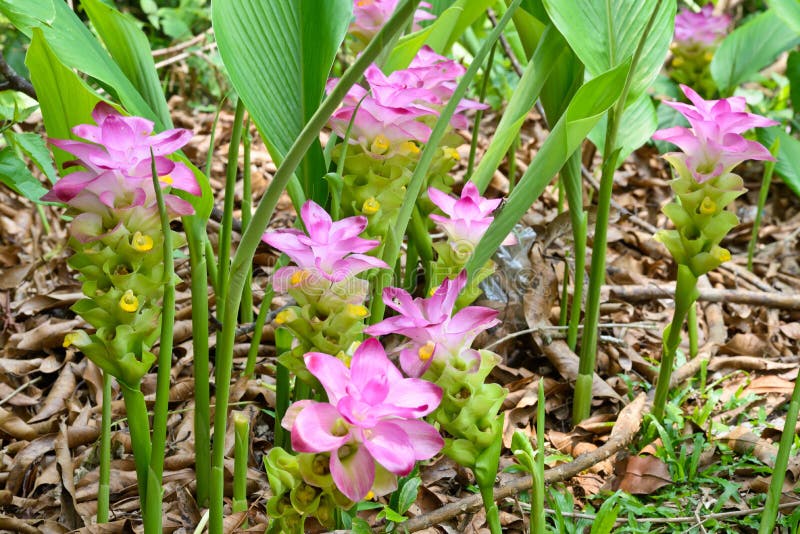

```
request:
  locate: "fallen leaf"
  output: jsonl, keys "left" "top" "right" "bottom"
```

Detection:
{"left": 613, "top": 455, "right": 672, "bottom": 495}
{"left": 0, "top": 406, "right": 38, "bottom": 440}
{"left": 28, "top": 364, "right": 76, "bottom": 423}
{"left": 745, "top": 375, "right": 794, "bottom": 396}
{"left": 8, "top": 319, "right": 81, "bottom": 351}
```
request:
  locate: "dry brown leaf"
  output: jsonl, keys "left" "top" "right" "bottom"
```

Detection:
{"left": 745, "top": 375, "right": 794, "bottom": 396}
{"left": 720, "top": 333, "right": 771, "bottom": 357}
{"left": 726, "top": 426, "right": 777, "bottom": 467}
{"left": 8, "top": 319, "right": 81, "bottom": 351}
{"left": 613, "top": 455, "right": 672, "bottom": 495}
{"left": 55, "top": 422, "right": 85, "bottom": 529}
{"left": 708, "top": 356, "right": 797, "bottom": 373}
{"left": 780, "top": 322, "right": 800, "bottom": 340}
{"left": 0, "top": 263, "right": 33, "bottom": 290}
{"left": 0, "top": 516, "right": 40, "bottom": 534}
{"left": 523, "top": 243, "right": 558, "bottom": 328}
{"left": 75, "top": 519, "right": 135, "bottom": 534}
{"left": 28, "top": 364, "right": 76, "bottom": 423}
{"left": 0, "top": 357, "right": 44, "bottom": 376}
{"left": 0, "top": 382, "right": 40, "bottom": 407}
{"left": 536, "top": 338, "right": 623, "bottom": 400}
{"left": 0, "top": 405, "right": 38, "bottom": 440}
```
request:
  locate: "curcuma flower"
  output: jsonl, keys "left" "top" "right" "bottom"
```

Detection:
{"left": 365, "top": 271, "right": 499, "bottom": 377}
{"left": 262, "top": 200, "right": 388, "bottom": 291}
{"left": 653, "top": 85, "right": 778, "bottom": 183}
{"left": 674, "top": 4, "right": 730, "bottom": 46}
{"left": 282, "top": 338, "right": 444, "bottom": 502}
{"left": 349, "top": 0, "right": 434, "bottom": 50}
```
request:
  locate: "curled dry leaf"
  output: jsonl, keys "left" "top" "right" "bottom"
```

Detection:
{"left": 535, "top": 337, "right": 623, "bottom": 401}
{"left": 0, "top": 357, "right": 44, "bottom": 376}
{"left": 745, "top": 375, "right": 795, "bottom": 396}
{"left": 28, "top": 364, "right": 76, "bottom": 423}
{"left": 55, "top": 422, "right": 86, "bottom": 528}
{"left": 725, "top": 426, "right": 777, "bottom": 467}
{"left": 7, "top": 319, "right": 82, "bottom": 351}
{"left": 0, "top": 406, "right": 38, "bottom": 440}
{"left": 613, "top": 455, "right": 672, "bottom": 495}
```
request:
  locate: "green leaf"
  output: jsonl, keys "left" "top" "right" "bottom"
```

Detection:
{"left": 771, "top": 0, "right": 800, "bottom": 36}
{"left": 0, "top": 146, "right": 49, "bottom": 202}
{"left": 787, "top": 50, "right": 800, "bottom": 109}
{"left": 588, "top": 93, "right": 657, "bottom": 168}
{"left": 711, "top": 9, "right": 800, "bottom": 93}
{"left": 471, "top": 24, "right": 567, "bottom": 192}
{"left": 25, "top": 28, "right": 102, "bottom": 171}
{"left": 81, "top": 0, "right": 172, "bottom": 127}
{"left": 467, "top": 61, "right": 629, "bottom": 275}
{"left": 590, "top": 496, "right": 620, "bottom": 534}
{"left": 0, "top": 0, "right": 161, "bottom": 124}
{"left": 213, "top": 0, "right": 351, "bottom": 203}
{"left": 7, "top": 131, "right": 58, "bottom": 184}
{"left": 542, "top": 0, "right": 674, "bottom": 102}
{"left": 758, "top": 127, "right": 800, "bottom": 199}
{"left": 396, "top": 476, "right": 421, "bottom": 514}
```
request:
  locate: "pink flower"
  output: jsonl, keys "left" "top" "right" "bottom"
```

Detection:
{"left": 365, "top": 271, "right": 499, "bottom": 377}
{"left": 262, "top": 200, "right": 388, "bottom": 289}
{"left": 350, "top": 0, "right": 435, "bottom": 45}
{"left": 653, "top": 85, "right": 778, "bottom": 182}
{"left": 44, "top": 102, "right": 198, "bottom": 204}
{"left": 429, "top": 183, "right": 516, "bottom": 250}
{"left": 674, "top": 4, "right": 730, "bottom": 45}
{"left": 282, "top": 338, "right": 443, "bottom": 501}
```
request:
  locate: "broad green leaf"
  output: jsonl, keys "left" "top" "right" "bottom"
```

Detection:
{"left": 542, "top": 0, "right": 674, "bottom": 102}
{"left": 0, "top": 0, "right": 160, "bottom": 124}
{"left": 588, "top": 93, "right": 657, "bottom": 168}
{"left": 788, "top": 50, "right": 800, "bottom": 111}
{"left": 471, "top": 24, "right": 567, "bottom": 192}
{"left": 81, "top": 0, "right": 172, "bottom": 127}
{"left": 0, "top": 146, "right": 49, "bottom": 202}
{"left": 711, "top": 9, "right": 800, "bottom": 93}
{"left": 590, "top": 497, "right": 620, "bottom": 534}
{"left": 25, "top": 29, "right": 102, "bottom": 171}
{"left": 7, "top": 131, "right": 58, "bottom": 184}
{"left": 213, "top": 0, "right": 351, "bottom": 203}
{"left": 758, "top": 127, "right": 800, "bottom": 199}
{"left": 771, "top": 0, "right": 800, "bottom": 35}
{"left": 467, "top": 61, "right": 629, "bottom": 275}
{"left": 512, "top": 5, "right": 547, "bottom": 58}
{"left": 383, "top": 0, "right": 495, "bottom": 72}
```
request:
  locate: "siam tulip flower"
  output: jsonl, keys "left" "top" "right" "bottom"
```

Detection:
{"left": 674, "top": 4, "right": 730, "bottom": 45}
{"left": 653, "top": 85, "right": 778, "bottom": 182}
{"left": 365, "top": 271, "right": 499, "bottom": 377}
{"left": 282, "top": 338, "right": 444, "bottom": 502}
{"left": 429, "top": 182, "right": 516, "bottom": 254}
{"left": 349, "top": 0, "right": 435, "bottom": 48}
{"left": 262, "top": 200, "right": 388, "bottom": 290}
{"left": 43, "top": 102, "right": 199, "bottom": 204}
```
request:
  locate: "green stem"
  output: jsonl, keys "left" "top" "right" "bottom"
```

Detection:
{"left": 244, "top": 286, "right": 272, "bottom": 378}
{"left": 574, "top": 0, "right": 663, "bottom": 425}
{"left": 687, "top": 302, "right": 698, "bottom": 358}
{"left": 370, "top": 0, "right": 522, "bottom": 323}
{"left": 273, "top": 328, "right": 293, "bottom": 451}
{"left": 207, "top": 4, "right": 421, "bottom": 532}
{"left": 120, "top": 383, "right": 151, "bottom": 520}
{"left": 217, "top": 99, "right": 246, "bottom": 319}
{"left": 466, "top": 42, "right": 496, "bottom": 179}
{"left": 204, "top": 235, "right": 219, "bottom": 295}
{"left": 652, "top": 265, "right": 699, "bottom": 421}
{"left": 561, "top": 151, "right": 586, "bottom": 351}
{"left": 759, "top": 364, "right": 800, "bottom": 533}
{"left": 97, "top": 371, "right": 112, "bottom": 524}
{"left": 144, "top": 150, "right": 177, "bottom": 534}
{"left": 532, "top": 378, "right": 545, "bottom": 534}
{"left": 508, "top": 133, "right": 519, "bottom": 192}
{"left": 474, "top": 414, "right": 505, "bottom": 534}
{"left": 747, "top": 138, "right": 779, "bottom": 271}
{"left": 232, "top": 411, "right": 249, "bottom": 516}
{"left": 186, "top": 224, "right": 211, "bottom": 505}
{"left": 559, "top": 262, "right": 569, "bottom": 327}
{"left": 240, "top": 117, "right": 254, "bottom": 324}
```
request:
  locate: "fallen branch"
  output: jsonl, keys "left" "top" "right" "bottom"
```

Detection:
{"left": 604, "top": 284, "right": 800, "bottom": 309}
{"left": 0, "top": 52, "right": 35, "bottom": 99}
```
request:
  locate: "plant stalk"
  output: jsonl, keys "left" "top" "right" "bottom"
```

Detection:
{"left": 747, "top": 138, "right": 779, "bottom": 271}
{"left": 97, "top": 371, "right": 112, "bottom": 523}
{"left": 120, "top": 383, "right": 151, "bottom": 522}
{"left": 240, "top": 116, "right": 254, "bottom": 324}
{"left": 531, "top": 378, "right": 546, "bottom": 534}
{"left": 232, "top": 411, "right": 249, "bottom": 516}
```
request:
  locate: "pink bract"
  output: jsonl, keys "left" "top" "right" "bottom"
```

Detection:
{"left": 364, "top": 271, "right": 499, "bottom": 377}
{"left": 262, "top": 200, "right": 389, "bottom": 286}
{"left": 674, "top": 4, "right": 730, "bottom": 45}
{"left": 653, "top": 85, "right": 777, "bottom": 182}
{"left": 282, "top": 338, "right": 443, "bottom": 502}
{"left": 350, "top": 0, "right": 434, "bottom": 44}
{"left": 428, "top": 182, "right": 516, "bottom": 249}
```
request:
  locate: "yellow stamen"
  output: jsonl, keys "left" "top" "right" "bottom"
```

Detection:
{"left": 160, "top": 174, "right": 173, "bottom": 185}
{"left": 714, "top": 247, "right": 732, "bottom": 263}
{"left": 365, "top": 490, "right": 375, "bottom": 500}
{"left": 290, "top": 270, "right": 310, "bottom": 286}
{"left": 704, "top": 51, "right": 714, "bottom": 62}
{"left": 63, "top": 332, "right": 80, "bottom": 348}
{"left": 699, "top": 196, "right": 717, "bottom": 215}
{"left": 131, "top": 231, "right": 154, "bottom": 252}
{"left": 347, "top": 304, "right": 369, "bottom": 318}
{"left": 275, "top": 309, "right": 296, "bottom": 325}
{"left": 119, "top": 289, "right": 139, "bottom": 312}
{"left": 445, "top": 148, "right": 460, "bottom": 161}
{"left": 362, "top": 197, "right": 380, "bottom": 215}
{"left": 399, "top": 141, "right": 420, "bottom": 155}
{"left": 418, "top": 341, "right": 435, "bottom": 361}
{"left": 370, "top": 134, "right": 390, "bottom": 155}
{"left": 428, "top": 285, "right": 438, "bottom": 297}
{"left": 672, "top": 56, "right": 684, "bottom": 67}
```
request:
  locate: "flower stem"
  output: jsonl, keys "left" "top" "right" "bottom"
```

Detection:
{"left": 652, "top": 264, "right": 698, "bottom": 421}
{"left": 747, "top": 138, "right": 779, "bottom": 271}
{"left": 120, "top": 383, "right": 151, "bottom": 520}
{"left": 206, "top": 5, "right": 420, "bottom": 532}
{"left": 560, "top": 151, "right": 586, "bottom": 351}
{"left": 687, "top": 302, "right": 698, "bottom": 358}
{"left": 144, "top": 150, "right": 178, "bottom": 534}
{"left": 573, "top": 0, "right": 663, "bottom": 425}
{"left": 466, "top": 43, "right": 496, "bottom": 179}
{"left": 240, "top": 117, "right": 254, "bottom": 324}
{"left": 273, "top": 328, "right": 293, "bottom": 451}
{"left": 232, "top": 411, "right": 249, "bottom": 516}
{"left": 759, "top": 365, "right": 800, "bottom": 533}
{"left": 186, "top": 223, "right": 211, "bottom": 505}
{"left": 97, "top": 371, "right": 112, "bottom": 523}
{"left": 531, "top": 378, "right": 546, "bottom": 534}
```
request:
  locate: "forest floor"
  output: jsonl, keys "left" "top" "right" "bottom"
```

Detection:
{"left": 1, "top": 96, "right": 799, "bottom": 533}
